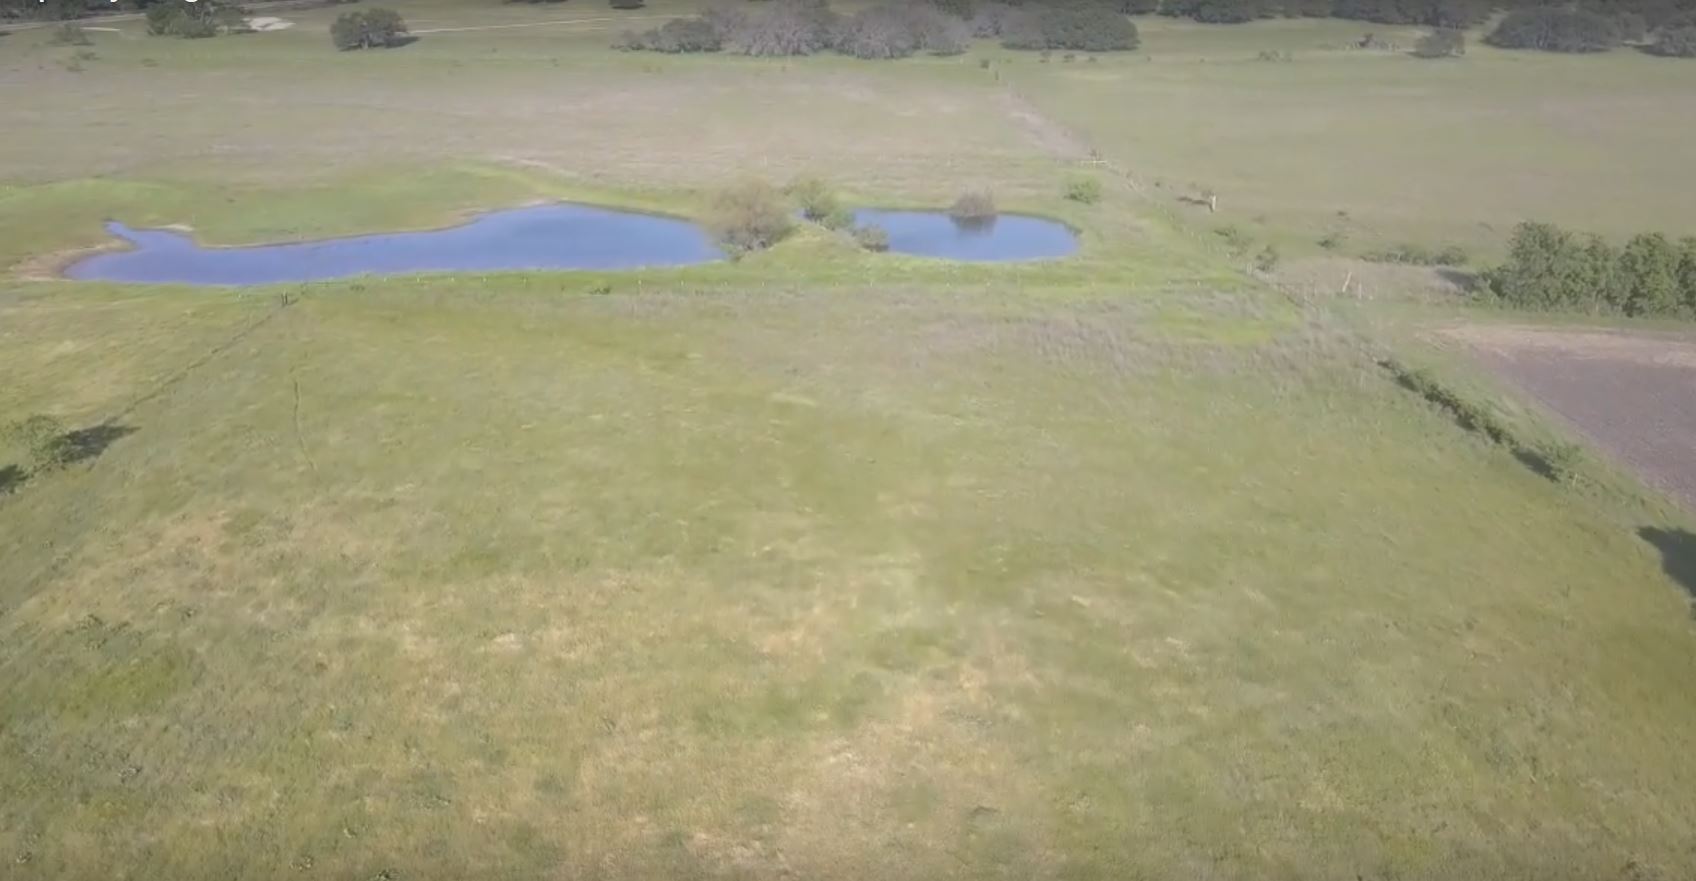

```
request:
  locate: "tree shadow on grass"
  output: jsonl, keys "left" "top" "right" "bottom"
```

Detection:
{"left": 60, "top": 423, "right": 137, "bottom": 465}
{"left": 1435, "top": 267, "right": 1483, "bottom": 294}
{"left": 0, "top": 465, "right": 23, "bottom": 496}
{"left": 1512, "top": 447, "right": 1559, "bottom": 481}
{"left": 1638, "top": 527, "right": 1696, "bottom": 614}
{"left": 0, "top": 424, "right": 136, "bottom": 501}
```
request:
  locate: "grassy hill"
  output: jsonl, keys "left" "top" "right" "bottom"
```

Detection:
{"left": 4, "top": 3, "right": 1696, "bottom": 878}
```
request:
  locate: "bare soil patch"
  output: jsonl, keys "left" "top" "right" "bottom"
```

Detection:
{"left": 1444, "top": 323, "right": 1696, "bottom": 508}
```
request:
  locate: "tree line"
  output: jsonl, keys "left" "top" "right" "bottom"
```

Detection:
{"left": 8, "top": 0, "right": 1693, "bottom": 57}
{"left": 1149, "top": 0, "right": 1692, "bottom": 29}
{"left": 1487, "top": 222, "right": 1696, "bottom": 317}
{"left": 607, "top": 0, "right": 1695, "bottom": 58}
{"left": 620, "top": 0, "right": 1138, "bottom": 57}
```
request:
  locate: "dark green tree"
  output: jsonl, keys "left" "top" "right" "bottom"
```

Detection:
{"left": 1413, "top": 27, "right": 1465, "bottom": 57}
{"left": 1574, "top": 234, "right": 1628, "bottom": 312}
{"left": 1617, "top": 232, "right": 1682, "bottom": 315}
{"left": 1162, "top": 0, "right": 1270, "bottom": 23}
{"left": 1488, "top": 222, "right": 1588, "bottom": 310}
{"left": 622, "top": 16, "right": 722, "bottom": 52}
{"left": 1677, "top": 237, "right": 1696, "bottom": 312}
{"left": 1002, "top": 2, "right": 1139, "bottom": 50}
{"left": 925, "top": 0, "right": 976, "bottom": 19}
{"left": 331, "top": 8, "right": 410, "bottom": 50}
{"left": 707, "top": 180, "right": 794, "bottom": 254}
{"left": 1649, "top": 24, "right": 1696, "bottom": 55}
{"left": 145, "top": 0, "right": 244, "bottom": 38}
{"left": 1487, "top": 8, "right": 1623, "bottom": 53}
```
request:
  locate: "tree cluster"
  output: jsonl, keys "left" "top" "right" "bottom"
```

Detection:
{"left": 0, "top": 0, "right": 83, "bottom": 21}
{"left": 1000, "top": 2, "right": 1140, "bottom": 50}
{"left": 834, "top": 4, "right": 970, "bottom": 58}
{"left": 1412, "top": 25, "right": 1465, "bottom": 55}
{"left": 331, "top": 8, "right": 411, "bottom": 50}
{"left": 144, "top": 0, "right": 247, "bottom": 38}
{"left": 1, "top": 0, "right": 244, "bottom": 22}
{"left": 1485, "top": 7, "right": 1623, "bottom": 51}
{"left": 1647, "top": 12, "right": 1696, "bottom": 53}
{"left": 1486, "top": 222, "right": 1696, "bottom": 317}
{"left": 1145, "top": 0, "right": 1695, "bottom": 30}
{"left": 621, "top": 0, "right": 1136, "bottom": 56}
{"left": 707, "top": 179, "right": 794, "bottom": 254}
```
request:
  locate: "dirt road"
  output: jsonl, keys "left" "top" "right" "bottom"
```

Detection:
{"left": 1445, "top": 324, "right": 1696, "bottom": 509}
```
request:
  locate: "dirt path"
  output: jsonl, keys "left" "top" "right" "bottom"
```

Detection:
{"left": 999, "top": 92, "right": 1093, "bottom": 162}
{"left": 1444, "top": 324, "right": 1696, "bottom": 509}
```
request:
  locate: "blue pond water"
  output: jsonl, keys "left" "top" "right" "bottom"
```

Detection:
{"left": 65, "top": 204, "right": 726, "bottom": 286}
{"left": 64, "top": 204, "right": 1080, "bottom": 286}
{"left": 853, "top": 210, "right": 1077, "bottom": 262}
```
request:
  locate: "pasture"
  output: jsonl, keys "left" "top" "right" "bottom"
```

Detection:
{"left": 4, "top": 3, "right": 1696, "bottom": 878}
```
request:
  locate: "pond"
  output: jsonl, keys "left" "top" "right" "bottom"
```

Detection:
{"left": 62, "top": 204, "right": 1081, "bottom": 286}
{"left": 853, "top": 210, "right": 1078, "bottom": 262}
{"left": 64, "top": 204, "right": 726, "bottom": 286}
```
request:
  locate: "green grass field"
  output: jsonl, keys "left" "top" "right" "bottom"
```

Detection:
{"left": 1004, "top": 17, "right": 1696, "bottom": 257}
{"left": 4, "top": 3, "right": 1696, "bottom": 878}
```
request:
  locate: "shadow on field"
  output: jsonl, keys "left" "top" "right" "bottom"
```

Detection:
{"left": 1436, "top": 267, "right": 1483, "bottom": 294}
{"left": 1638, "top": 527, "right": 1696, "bottom": 612}
{"left": 1511, "top": 447, "right": 1562, "bottom": 481}
{"left": 60, "top": 423, "right": 137, "bottom": 465}
{"left": 0, "top": 424, "right": 136, "bottom": 501}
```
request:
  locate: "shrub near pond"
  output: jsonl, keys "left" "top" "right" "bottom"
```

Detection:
{"left": 708, "top": 180, "right": 794, "bottom": 255}
{"left": 1064, "top": 175, "right": 1102, "bottom": 205}
{"left": 786, "top": 176, "right": 840, "bottom": 223}
{"left": 950, "top": 190, "right": 996, "bottom": 223}
{"left": 852, "top": 224, "right": 890, "bottom": 252}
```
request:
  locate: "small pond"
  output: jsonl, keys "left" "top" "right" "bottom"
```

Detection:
{"left": 65, "top": 204, "right": 726, "bottom": 286}
{"left": 853, "top": 210, "right": 1078, "bottom": 262}
{"left": 62, "top": 204, "right": 1080, "bottom": 286}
